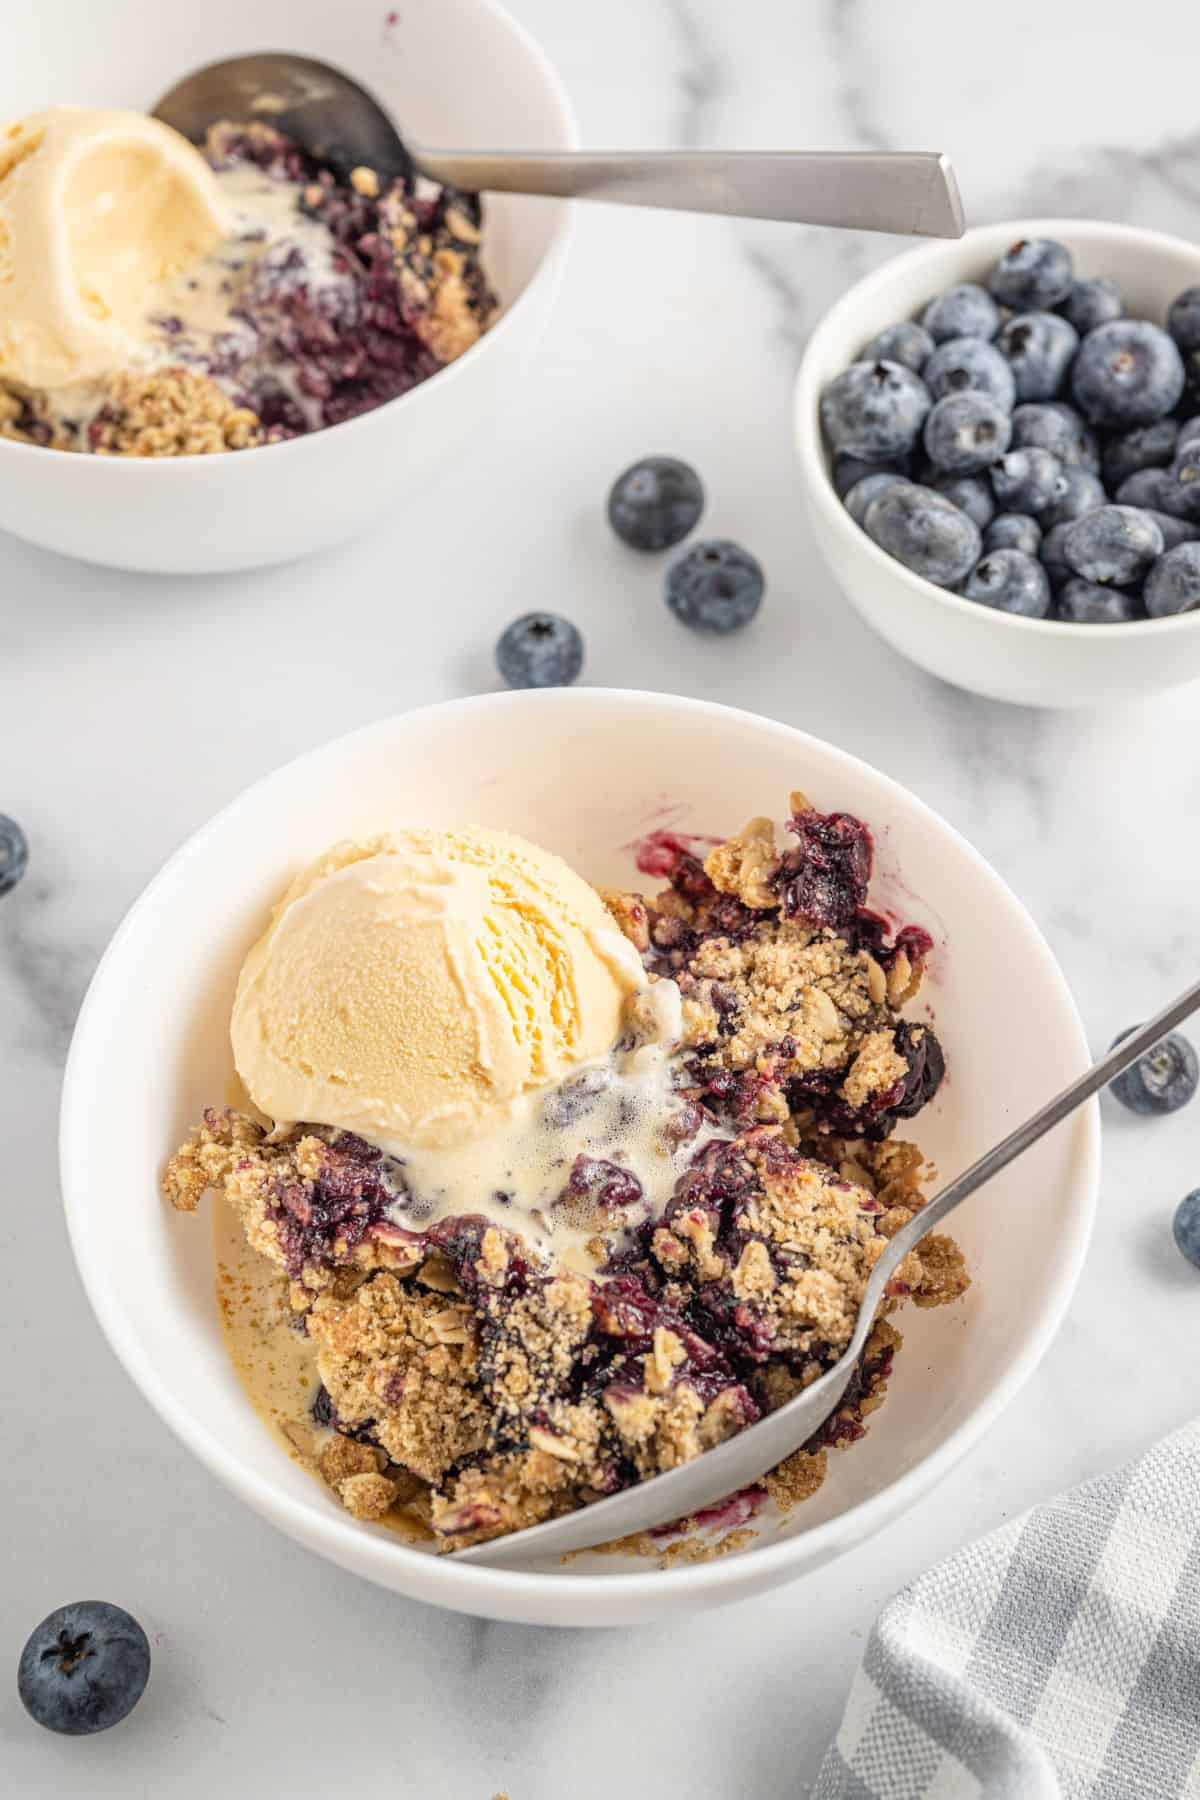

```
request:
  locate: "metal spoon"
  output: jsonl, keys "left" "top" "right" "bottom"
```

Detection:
{"left": 454, "top": 977, "right": 1200, "bottom": 1566}
{"left": 153, "top": 53, "right": 964, "bottom": 238}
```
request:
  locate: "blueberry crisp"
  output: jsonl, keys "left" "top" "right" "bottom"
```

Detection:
{"left": 1, "top": 121, "right": 495, "bottom": 457}
{"left": 164, "top": 794, "right": 967, "bottom": 1553}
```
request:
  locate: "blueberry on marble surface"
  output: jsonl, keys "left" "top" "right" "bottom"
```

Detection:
{"left": 1167, "top": 287, "right": 1200, "bottom": 356}
{"left": 820, "top": 360, "right": 932, "bottom": 460}
{"left": 923, "top": 392, "right": 1011, "bottom": 475}
{"left": 984, "top": 512, "right": 1042, "bottom": 556}
{"left": 1071, "top": 319, "right": 1185, "bottom": 427}
{"left": 832, "top": 452, "right": 905, "bottom": 499}
{"left": 920, "top": 283, "right": 1000, "bottom": 344}
{"left": 607, "top": 456, "right": 704, "bottom": 551}
{"left": 843, "top": 470, "right": 909, "bottom": 525}
{"left": 1144, "top": 542, "right": 1200, "bottom": 617}
{"left": 995, "top": 312, "right": 1079, "bottom": 403}
{"left": 862, "top": 482, "right": 981, "bottom": 586}
{"left": 990, "top": 447, "right": 1066, "bottom": 515}
{"left": 1101, "top": 420, "right": 1178, "bottom": 491}
{"left": 1059, "top": 277, "right": 1123, "bottom": 335}
{"left": 19, "top": 1603, "right": 150, "bottom": 1736}
{"left": 989, "top": 237, "right": 1073, "bottom": 312}
{"left": 929, "top": 472, "right": 995, "bottom": 530}
{"left": 862, "top": 320, "right": 935, "bottom": 372}
{"left": 921, "top": 336, "right": 1017, "bottom": 410}
{"left": 496, "top": 612, "right": 585, "bottom": 688}
{"left": 1173, "top": 1190, "right": 1200, "bottom": 1269}
{"left": 961, "top": 548, "right": 1051, "bottom": 617}
{"left": 1062, "top": 505, "right": 1163, "bottom": 585}
{"left": 1009, "top": 401, "right": 1099, "bottom": 471}
{"left": 1054, "top": 578, "right": 1142, "bottom": 624}
{"left": 0, "top": 814, "right": 27, "bottom": 897}
{"left": 1109, "top": 1029, "right": 1198, "bottom": 1116}
{"left": 665, "top": 540, "right": 764, "bottom": 634}
{"left": 1039, "top": 466, "right": 1106, "bottom": 527}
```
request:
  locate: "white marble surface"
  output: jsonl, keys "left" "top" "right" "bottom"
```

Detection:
{"left": 4, "top": 1, "right": 1200, "bottom": 1792}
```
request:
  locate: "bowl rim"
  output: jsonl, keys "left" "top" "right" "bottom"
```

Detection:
{"left": 60, "top": 688, "right": 1101, "bottom": 1614}
{"left": 0, "top": 0, "right": 578, "bottom": 476}
{"left": 795, "top": 216, "right": 1200, "bottom": 641}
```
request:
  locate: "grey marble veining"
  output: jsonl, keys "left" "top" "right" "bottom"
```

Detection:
{"left": 3, "top": 2, "right": 1200, "bottom": 1796}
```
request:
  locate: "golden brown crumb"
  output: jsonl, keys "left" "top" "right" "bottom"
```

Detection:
{"left": 601, "top": 887, "right": 651, "bottom": 954}
{"left": 91, "top": 368, "right": 261, "bottom": 457}
{"left": 337, "top": 1471, "right": 401, "bottom": 1520}
{"left": 703, "top": 815, "right": 780, "bottom": 909}
{"left": 912, "top": 1233, "right": 971, "bottom": 1308}
{"left": 766, "top": 1447, "right": 829, "bottom": 1510}
{"left": 349, "top": 164, "right": 380, "bottom": 198}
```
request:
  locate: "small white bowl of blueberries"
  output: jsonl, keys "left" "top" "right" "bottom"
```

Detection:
{"left": 795, "top": 219, "right": 1200, "bottom": 707}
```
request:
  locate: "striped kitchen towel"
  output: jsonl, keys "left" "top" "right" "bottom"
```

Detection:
{"left": 812, "top": 1420, "right": 1200, "bottom": 1799}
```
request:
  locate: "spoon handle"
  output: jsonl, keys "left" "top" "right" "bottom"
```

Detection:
{"left": 416, "top": 149, "right": 964, "bottom": 237}
{"left": 878, "top": 977, "right": 1200, "bottom": 1276}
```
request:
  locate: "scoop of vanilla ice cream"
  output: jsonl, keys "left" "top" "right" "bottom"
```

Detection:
{"left": 231, "top": 828, "right": 643, "bottom": 1150}
{"left": 0, "top": 106, "right": 228, "bottom": 390}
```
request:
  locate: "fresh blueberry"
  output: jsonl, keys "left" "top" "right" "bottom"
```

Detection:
{"left": 862, "top": 321, "right": 935, "bottom": 372}
{"left": 843, "top": 469, "right": 909, "bottom": 525}
{"left": 1101, "top": 419, "right": 1178, "bottom": 491}
{"left": 984, "top": 512, "right": 1042, "bottom": 555}
{"left": 990, "top": 447, "right": 1067, "bottom": 515}
{"left": 1062, "top": 505, "right": 1163, "bottom": 585}
{"left": 1055, "top": 577, "right": 1142, "bottom": 623}
{"left": 921, "top": 336, "right": 1016, "bottom": 411}
{"left": 1179, "top": 416, "right": 1200, "bottom": 457}
{"left": 1167, "top": 286, "right": 1200, "bottom": 355}
{"left": 1140, "top": 508, "right": 1200, "bottom": 551}
{"left": 607, "top": 457, "right": 704, "bottom": 551}
{"left": 0, "top": 814, "right": 28, "bottom": 897}
{"left": 820, "top": 360, "right": 932, "bottom": 460}
{"left": 1039, "top": 466, "right": 1106, "bottom": 527}
{"left": 1059, "top": 277, "right": 1123, "bottom": 335}
{"left": 863, "top": 482, "right": 981, "bottom": 587}
{"left": 961, "top": 548, "right": 1050, "bottom": 617}
{"left": 920, "top": 283, "right": 1000, "bottom": 344}
{"left": 1168, "top": 442, "right": 1200, "bottom": 520}
{"left": 989, "top": 237, "right": 1073, "bottom": 311}
{"left": 18, "top": 1603, "right": 150, "bottom": 1735}
{"left": 1109, "top": 1028, "right": 1198, "bottom": 1115}
{"left": 1115, "top": 467, "right": 1191, "bottom": 517}
{"left": 832, "top": 452, "right": 905, "bottom": 499}
{"left": 664, "top": 540, "right": 764, "bottom": 633}
{"left": 1173, "top": 1190, "right": 1200, "bottom": 1268}
{"left": 922, "top": 392, "right": 1011, "bottom": 474}
{"left": 496, "top": 613, "right": 585, "bottom": 687}
{"left": 1144, "top": 542, "right": 1200, "bottom": 617}
{"left": 1040, "top": 521, "right": 1075, "bottom": 590}
{"left": 1009, "top": 401, "right": 1099, "bottom": 472}
{"left": 1071, "top": 319, "right": 1185, "bottom": 427}
{"left": 929, "top": 472, "right": 995, "bottom": 530}
{"left": 996, "top": 312, "right": 1079, "bottom": 402}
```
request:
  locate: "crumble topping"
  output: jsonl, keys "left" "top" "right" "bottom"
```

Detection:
{"left": 166, "top": 789, "right": 967, "bottom": 1552}
{"left": 90, "top": 369, "right": 261, "bottom": 457}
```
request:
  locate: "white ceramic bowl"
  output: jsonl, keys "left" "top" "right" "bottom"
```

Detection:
{"left": 795, "top": 219, "right": 1200, "bottom": 708}
{"left": 0, "top": 0, "right": 574, "bottom": 573}
{"left": 61, "top": 690, "right": 1099, "bottom": 1627}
